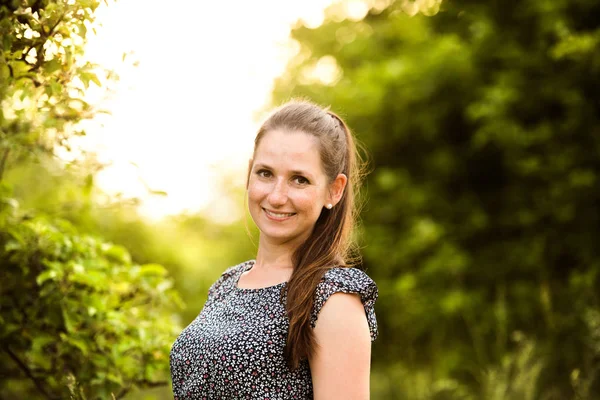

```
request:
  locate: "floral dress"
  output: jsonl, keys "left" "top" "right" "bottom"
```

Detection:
{"left": 170, "top": 260, "right": 378, "bottom": 399}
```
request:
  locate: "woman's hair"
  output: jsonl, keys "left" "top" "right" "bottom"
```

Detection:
{"left": 251, "top": 99, "right": 365, "bottom": 369}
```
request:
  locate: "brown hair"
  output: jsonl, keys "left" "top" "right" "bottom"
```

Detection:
{"left": 251, "top": 100, "right": 365, "bottom": 369}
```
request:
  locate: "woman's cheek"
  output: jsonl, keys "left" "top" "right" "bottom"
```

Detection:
{"left": 290, "top": 187, "right": 319, "bottom": 209}
{"left": 248, "top": 180, "right": 267, "bottom": 201}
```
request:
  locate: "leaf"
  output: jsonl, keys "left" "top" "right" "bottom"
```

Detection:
{"left": 156, "top": 280, "right": 173, "bottom": 292}
{"left": 37, "top": 269, "right": 58, "bottom": 285}
{"left": 106, "top": 373, "right": 123, "bottom": 385}
{"left": 5, "top": 240, "right": 22, "bottom": 252}
{"left": 139, "top": 263, "right": 167, "bottom": 277}
{"left": 64, "top": 334, "right": 89, "bottom": 356}
{"left": 68, "top": 270, "right": 107, "bottom": 289}
{"left": 90, "top": 73, "right": 101, "bottom": 87}
{"left": 79, "top": 72, "right": 90, "bottom": 89}
{"left": 49, "top": 81, "right": 62, "bottom": 95}
{"left": 62, "top": 309, "right": 76, "bottom": 333}
{"left": 77, "top": 22, "right": 87, "bottom": 37}
{"left": 9, "top": 60, "right": 30, "bottom": 78}
{"left": 45, "top": 59, "right": 62, "bottom": 74}
{"left": 103, "top": 244, "right": 131, "bottom": 264}
{"left": 80, "top": 71, "right": 101, "bottom": 88}
{"left": 32, "top": 335, "right": 55, "bottom": 352}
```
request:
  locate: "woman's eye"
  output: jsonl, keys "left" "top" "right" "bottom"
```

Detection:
{"left": 293, "top": 176, "right": 309, "bottom": 185}
{"left": 257, "top": 169, "right": 272, "bottom": 178}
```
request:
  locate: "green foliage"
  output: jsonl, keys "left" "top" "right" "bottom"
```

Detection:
{"left": 479, "top": 335, "right": 543, "bottom": 400}
{"left": 82, "top": 205, "right": 259, "bottom": 325}
{"left": 0, "top": 1, "right": 189, "bottom": 399}
{"left": 1, "top": 150, "right": 258, "bottom": 400}
{"left": 0, "top": 0, "right": 110, "bottom": 174}
{"left": 0, "top": 184, "right": 182, "bottom": 399}
{"left": 273, "top": 0, "right": 600, "bottom": 398}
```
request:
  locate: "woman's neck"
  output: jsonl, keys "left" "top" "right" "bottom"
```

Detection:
{"left": 255, "top": 238, "right": 296, "bottom": 270}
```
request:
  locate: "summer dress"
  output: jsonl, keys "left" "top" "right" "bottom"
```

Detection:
{"left": 170, "top": 260, "right": 378, "bottom": 399}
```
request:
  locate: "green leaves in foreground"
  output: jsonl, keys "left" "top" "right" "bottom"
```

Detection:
{"left": 0, "top": 188, "right": 183, "bottom": 399}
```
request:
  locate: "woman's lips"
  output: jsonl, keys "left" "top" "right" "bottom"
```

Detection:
{"left": 263, "top": 208, "right": 296, "bottom": 221}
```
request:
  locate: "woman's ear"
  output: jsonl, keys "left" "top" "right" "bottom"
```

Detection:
{"left": 328, "top": 173, "right": 348, "bottom": 206}
{"left": 246, "top": 158, "right": 253, "bottom": 188}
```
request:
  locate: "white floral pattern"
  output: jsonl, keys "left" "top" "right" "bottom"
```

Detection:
{"left": 170, "top": 260, "right": 378, "bottom": 399}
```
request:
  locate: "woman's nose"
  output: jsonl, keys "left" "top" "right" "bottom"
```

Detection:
{"left": 267, "top": 179, "right": 288, "bottom": 206}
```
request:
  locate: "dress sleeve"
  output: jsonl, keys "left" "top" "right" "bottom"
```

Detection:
{"left": 203, "top": 263, "right": 244, "bottom": 308}
{"left": 310, "top": 267, "right": 379, "bottom": 341}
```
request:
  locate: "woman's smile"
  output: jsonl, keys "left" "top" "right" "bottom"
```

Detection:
{"left": 263, "top": 208, "right": 296, "bottom": 221}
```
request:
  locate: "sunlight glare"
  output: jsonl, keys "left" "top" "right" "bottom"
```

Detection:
{"left": 80, "top": 0, "right": 339, "bottom": 221}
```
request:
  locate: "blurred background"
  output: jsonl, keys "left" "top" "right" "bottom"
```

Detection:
{"left": 1, "top": 0, "right": 599, "bottom": 399}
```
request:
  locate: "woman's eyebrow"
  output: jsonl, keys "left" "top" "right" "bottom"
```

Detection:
{"left": 253, "top": 163, "right": 315, "bottom": 179}
{"left": 253, "top": 163, "right": 272, "bottom": 170}
{"left": 290, "top": 170, "right": 313, "bottom": 178}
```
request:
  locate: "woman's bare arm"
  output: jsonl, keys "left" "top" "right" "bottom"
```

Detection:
{"left": 309, "top": 292, "right": 372, "bottom": 400}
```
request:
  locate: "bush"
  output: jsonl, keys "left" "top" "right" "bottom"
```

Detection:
{"left": 0, "top": 184, "right": 182, "bottom": 399}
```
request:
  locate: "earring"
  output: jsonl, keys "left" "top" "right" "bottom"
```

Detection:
{"left": 326, "top": 203, "right": 333, "bottom": 209}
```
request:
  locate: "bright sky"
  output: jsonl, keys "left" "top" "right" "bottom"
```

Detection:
{"left": 78, "top": 0, "right": 350, "bottom": 221}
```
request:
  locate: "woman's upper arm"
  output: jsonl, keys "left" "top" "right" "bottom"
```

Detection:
{"left": 309, "top": 292, "right": 372, "bottom": 400}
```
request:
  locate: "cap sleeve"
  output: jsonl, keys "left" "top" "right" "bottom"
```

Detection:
{"left": 311, "top": 267, "right": 379, "bottom": 341}
{"left": 205, "top": 262, "right": 248, "bottom": 306}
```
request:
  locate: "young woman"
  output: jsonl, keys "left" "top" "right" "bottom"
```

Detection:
{"left": 170, "top": 100, "right": 378, "bottom": 399}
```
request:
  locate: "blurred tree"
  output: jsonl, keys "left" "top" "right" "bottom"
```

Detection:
{"left": 273, "top": 0, "right": 600, "bottom": 398}
{"left": 0, "top": 0, "right": 110, "bottom": 170}
{"left": 0, "top": 1, "right": 184, "bottom": 398}
{"left": 0, "top": 186, "right": 182, "bottom": 399}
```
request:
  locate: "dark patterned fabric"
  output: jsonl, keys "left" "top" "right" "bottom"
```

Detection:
{"left": 170, "top": 260, "right": 378, "bottom": 399}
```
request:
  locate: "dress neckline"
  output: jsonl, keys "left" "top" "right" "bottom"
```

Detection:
{"left": 234, "top": 260, "right": 289, "bottom": 293}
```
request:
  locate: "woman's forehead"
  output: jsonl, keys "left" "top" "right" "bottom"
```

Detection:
{"left": 254, "top": 130, "right": 322, "bottom": 168}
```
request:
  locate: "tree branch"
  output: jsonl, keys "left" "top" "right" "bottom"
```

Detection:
{"left": 2, "top": 346, "right": 55, "bottom": 400}
{"left": 30, "top": 10, "right": 67, "bottom": 73}
{"left": 0, "top": 148, "right": 10, "bottom": 181}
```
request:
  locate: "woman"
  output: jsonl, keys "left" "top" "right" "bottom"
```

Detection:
{"left": 170, "top": 100, "right": 378, "bottom": 399}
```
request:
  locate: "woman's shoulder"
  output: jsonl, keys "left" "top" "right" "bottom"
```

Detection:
{"left": 316, "top": 267, "right": 378, "bottom": 309}
{"left": 207, "top": 260, "right": 253, "bottom": 294}
{"left": 320, "top": 267, "right": 377, "bottom": 293}
{"left": 221, "top": 260, "right": 253, "bottom": 279}
{"left": 312, "top": 266, "right": 379, "bottom": 341}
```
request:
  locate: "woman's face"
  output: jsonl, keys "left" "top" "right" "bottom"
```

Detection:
{"left": 248, "top": 129, "right": 334, "bottom": 248}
